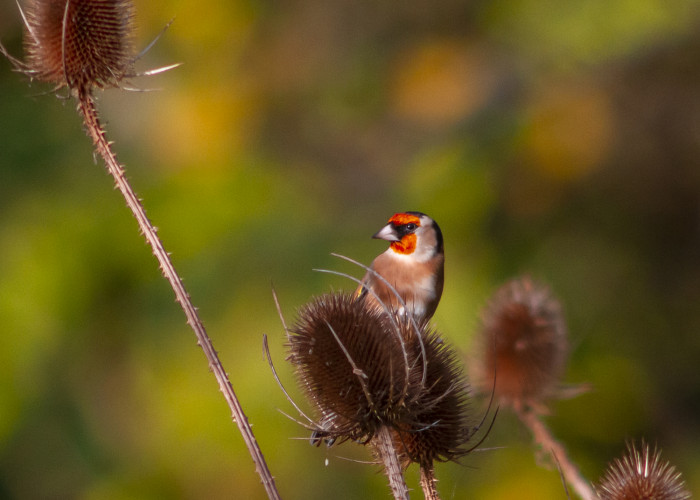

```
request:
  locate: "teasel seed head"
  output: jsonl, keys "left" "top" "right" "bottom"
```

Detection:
{"left": 595, "top": 441, "right": 691, "bottom": 500}
{"left": 288, "top": 291, "right": 475, "bottom": 466}
{"left": 390, "top": 320, "right": 474, "bottom": 468}
{"left": 24, "top": 0, "right": 135, "bottom": 92}
{"left": 287, "top": 292, "right": 416, "bottom": 445}
{"left": 473, "top": 276, "right": 568, "bottom": 409}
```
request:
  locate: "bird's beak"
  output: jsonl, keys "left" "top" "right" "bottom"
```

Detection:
{"left": 372, "top": 223, "right": 400, "bottom": 242}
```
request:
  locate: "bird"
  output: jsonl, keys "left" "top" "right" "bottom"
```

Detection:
{"left": 309, "top": 211, "right": 445, "bottom": 447}
{"left": 356, "top": 211, "right": 444, "bottom": 322}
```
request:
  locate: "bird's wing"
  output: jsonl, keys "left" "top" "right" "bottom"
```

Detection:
{"left": 354, "top": 270, "right": 372, "bottom": 301}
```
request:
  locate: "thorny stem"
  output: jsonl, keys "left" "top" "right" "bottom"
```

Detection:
{"left": 419, "top": 464, "right": 441, "bottom": 500}
{"left": 373, "top": 426, "right": 410, "bottom": 500}
{"left": 516, "top": 406, "right": 595, "bottom": 500}
{"left": 76, "top": 88, "right": 281, "bottom": 500}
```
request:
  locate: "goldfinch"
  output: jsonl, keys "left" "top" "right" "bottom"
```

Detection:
{"left": 356, "top": 212, "right": 444, "bottom": 322}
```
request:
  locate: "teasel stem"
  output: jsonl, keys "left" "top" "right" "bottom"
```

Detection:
{"left": 75, "top": 86, "right": 281, "bottom": 500}
{"left": 373, "top": 426, "right": 410, "bottom": 500}
{"left": 3, "top": 0, "right": 279, "bottom": 496}
{"left": 419, "top": 464, "right": 440, "bottom": 500}
{"left": 515, "top": 405, "right": 594, "bottom": 500}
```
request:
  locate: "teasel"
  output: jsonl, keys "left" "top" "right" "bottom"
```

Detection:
{"left": 473, "top": 276, "right": 569, "bottom": 410}
{"left": 472, "top": 276, "right": 595, "bottom": 500}
{"left": 287, "top": 291, "right": 477, "bottom": 500}
{"left": 0, "top": 2, "right": 279, "bottom": 498}
{"left": 287, "top": 292, "right": 413, "bottom": 499}
{"left": 389, "top": 320, "right": 477, "bottom": 500}
{"left": 288, "top": 292, "right": 414, "bottom": 445}
{"left": 595, "top": 441, "right": 691, "bottom": 500}
{"left": 22, "top": 0, "right": 135, "bottom": 93}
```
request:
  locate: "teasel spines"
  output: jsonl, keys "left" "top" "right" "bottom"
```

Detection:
{"left": 595, "top": 441, "right": 691, "bottom": 500}
{"left": 287, "top": 292, "right": 416, "bottom": 444}
{"left": 391, "top": 320, "right": 473, "bottom": 468}
{"left": 474, "top": 276, "right": 568, "bottom": 408}
{"left": 288, "top": 292, "right": 473, "bottom": 454}
{"left": 24, "top": 0, "right": 135, "bottom": 92}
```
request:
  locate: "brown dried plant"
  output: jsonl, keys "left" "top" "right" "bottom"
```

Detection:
{"left": 473, "top": 276, "right": 594, "bottom": 500}
{"left": 23, "top": 0, "right": 135, "bottom": 91}
{"left": 289, "top": 293, "right": 413, "bottom": 445}
{"left": 287, "top": 292, "right": 415, "bottom": 499}
{"left": 284, "top": 289, "right": 478, "bottom": 500}
{"left": 0, "top": 2, "right": 279, "bottom": 498}
{"left": 595, "top": 441, "right": 691, "bottom": 500}
{"left": 389, "top": 318, "right": 480, "bottom": 500}
{"left": 474, "top": 276, "right": 568, "bottom": 410}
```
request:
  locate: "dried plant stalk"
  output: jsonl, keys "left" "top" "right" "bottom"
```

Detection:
{"left": 2, "top": 1, "right": 280, "bottom": 498}
{"left": 78, "top": 93, "right": 280, "bottom": 500}
{"left": 516, "top": 406, "right": 595, "bottom": 500}
{"left": 373, "top": 426, "right": 410, "bottom": 500}
{"left": 419, "top": 464, "right": 440, "bottom": 500}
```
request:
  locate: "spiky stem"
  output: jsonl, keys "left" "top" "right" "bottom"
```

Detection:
{"left": 419, "top": 464, "right": 441, "bottom": 500}
{"left": 76, "top": 87, "right": 281, "bottom": 500}
{"left": 373, "top": 426, "right": 410, "bottom": 500}
{"left": 516, "top": 406, "right": 594, "bottom": 500}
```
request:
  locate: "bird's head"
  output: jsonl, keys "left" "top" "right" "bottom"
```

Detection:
{"left": 373, "top": 212, "right": 443, "bottom": 261}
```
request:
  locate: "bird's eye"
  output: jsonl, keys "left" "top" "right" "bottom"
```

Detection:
{"left": 404, "top": 223, "right": 417, "bottom": 231}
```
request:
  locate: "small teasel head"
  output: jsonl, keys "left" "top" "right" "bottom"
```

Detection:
{"left": 287, "top": 292, "right": 415, "bottom": 445}
{"left": 390, "top": 320, "right": 474, "bottom": 468}
{"left": 595, "top": 441, "right": 691, "bottom": 500}
{"left": 473, "top": 276, "right": 568, "bottom": 409}
{"left": 23, "top": 0, "right": 135, "bottom": 92}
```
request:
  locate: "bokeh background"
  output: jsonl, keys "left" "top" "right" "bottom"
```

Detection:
{"left": 1, "top": 0, "right": 699, "bottom": 498}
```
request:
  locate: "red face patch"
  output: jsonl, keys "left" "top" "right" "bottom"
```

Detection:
{"left": 391, "top": 233, "right": 417, "bottom": 254}
{"left": 388, "top": 213, "right": 421, "bottom": 226}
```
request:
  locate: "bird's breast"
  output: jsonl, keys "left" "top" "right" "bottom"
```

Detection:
{"left": 368, "top": 251, "right": 442, "bottom": 310}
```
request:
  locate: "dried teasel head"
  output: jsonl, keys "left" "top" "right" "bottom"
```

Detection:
{"left": 472, "top": 276, "right": 568, "bottom": 410}
{"left": 23, "top": 0, "right": 135, "bottom": 92}
{"left": 595, "top": 441, "right": 691, "bottom": 500}
{"left": 287, "top": 292, "right": 417, "bottom": 445}
{"left": 390, "top": 321, "right": 474, "bottom": 468}
{"left": 287, "top": 290, "right": 477, "bottom": 471}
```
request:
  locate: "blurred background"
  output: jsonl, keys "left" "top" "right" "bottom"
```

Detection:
{"left": 1, "top": 0, "right": 699, "bottom": 498}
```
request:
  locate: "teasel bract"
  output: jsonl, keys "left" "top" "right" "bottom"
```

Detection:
{"left": 287, "top": 292, "right": 475, "bottom": 500}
